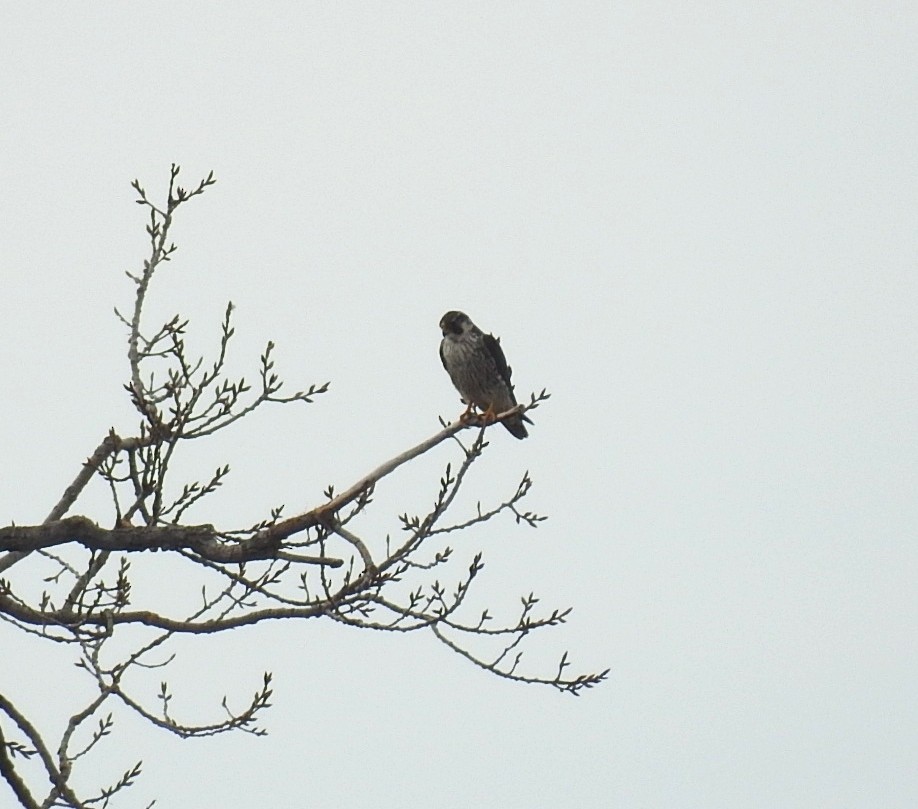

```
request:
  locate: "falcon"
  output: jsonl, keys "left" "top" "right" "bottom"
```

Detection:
{"left": 439, "top": 310, "right": 531, "bottom": 439}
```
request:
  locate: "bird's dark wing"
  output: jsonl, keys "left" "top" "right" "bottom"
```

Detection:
{"left": 483, "top": 333, "right": 514, "bottom": 390}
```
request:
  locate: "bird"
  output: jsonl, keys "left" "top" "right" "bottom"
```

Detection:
{"left": 439, "top": 310, "right": 531, "bottom": 439}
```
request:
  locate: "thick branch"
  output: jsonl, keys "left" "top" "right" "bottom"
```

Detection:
{"left": 0, "top": 410, "right": 522, "bottom": 570}
{"left": 0, "top": 518, "right": 341, "bottom": 567}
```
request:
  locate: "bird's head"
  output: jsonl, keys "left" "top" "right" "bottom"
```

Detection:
{"left": 440, "top": 310, "right": 473, "bottom": 337}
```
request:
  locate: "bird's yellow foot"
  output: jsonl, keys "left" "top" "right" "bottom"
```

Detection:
{"left": 458, "top": 403, "right": 477, "bottom": 423}
{"left": 480, "top": 404, "right": 498, "bottom": 425}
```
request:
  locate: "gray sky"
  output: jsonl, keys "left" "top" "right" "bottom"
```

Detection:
{"left": 2, "top": 3, "right": 916, "bottom": 807}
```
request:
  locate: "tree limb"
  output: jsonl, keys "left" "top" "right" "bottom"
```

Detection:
{"left": 0, "top": 723, "right": 40, "bottom": 809}
{"left": 0, "top": 694, "right": 84, "bottom": 808}
{"left": 0, "top": 518, "right": 340, "bottom": 566}
{"left": 255, "top": 405, "right": 528, "bottom": 544}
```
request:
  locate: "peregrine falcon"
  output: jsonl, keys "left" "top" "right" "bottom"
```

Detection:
{"left": 439, "top": 310, "right": 531, "bottom": 439}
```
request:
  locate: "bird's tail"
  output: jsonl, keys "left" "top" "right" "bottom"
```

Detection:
{"left": 502, "top": 413, "right": 529, "bottom": 440}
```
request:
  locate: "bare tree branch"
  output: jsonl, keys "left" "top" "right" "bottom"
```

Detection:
{"left": 0, "top": 695, "right": 84, "bottom": 808}
{"left": 0, "top": 167, "right": 604, "bottom": 808}
{"left": 0, "top": 723, "right": 40, "bottom": 809}
{"left": 0, "top": 518, "right": 341, "bottom": 566}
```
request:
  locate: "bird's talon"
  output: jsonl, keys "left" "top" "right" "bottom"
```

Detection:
{"left": 458, "top": 403, "right": 477, "bottom": 424}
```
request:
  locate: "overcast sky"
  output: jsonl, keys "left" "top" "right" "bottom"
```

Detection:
{"left": 2, "top": 3, "right": 916, "bottom": 807}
